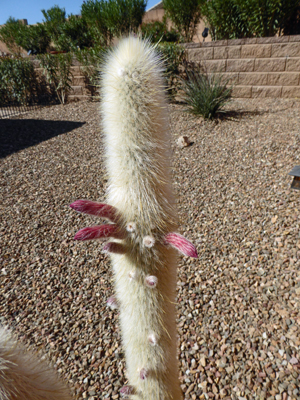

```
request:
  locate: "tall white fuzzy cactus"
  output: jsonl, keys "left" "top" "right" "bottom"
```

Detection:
{"left": 71, "top": 36, "right": 197, "bottom": 400}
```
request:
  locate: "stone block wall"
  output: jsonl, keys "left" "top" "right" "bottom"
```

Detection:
{"left": 185, "top": 35, "right": 300, "bottom": 98}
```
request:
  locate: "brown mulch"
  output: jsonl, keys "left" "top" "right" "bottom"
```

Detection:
{"left": 0, "top": 98, "right": 299, "bottom": 400}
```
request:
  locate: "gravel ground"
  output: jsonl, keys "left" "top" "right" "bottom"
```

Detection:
{"left": 0, "top": 98, "right": 300, "bottom": 400}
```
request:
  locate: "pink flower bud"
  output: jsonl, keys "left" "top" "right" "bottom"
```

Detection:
{"left": 145, "top": 275, "right": 157, "bottom": 288}
{"left": 103, "top": 242, "right": 126, "bottom": 254}
{"left": 139, "top": 368, "right": 148, "bottom": 380}
{"left": 164, "top": 232, "right": 198, "bottom": 258}
{"left": 120, "top": 385, "right": 134, "bottom": 397}
{"left": 70, "top": 200, "right": 118, "bottom": 222}
{"left": 143, "top": 235, "right": 155, "bottom": 248}
{"left": 107, "top": 296, "right": 118, "bottom": 310}
{"left": 74, "top": 224, "right": 125, "bottom": 241}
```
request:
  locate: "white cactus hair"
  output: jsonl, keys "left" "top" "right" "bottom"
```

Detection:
{"left": 0, "top": 326, "right": 72, "bottom": 400}
{"left": 100, "top": 36, "right": 182, "bottom": 400}
{"left": 71, "top": 35, "right": 197, "bottom": 399}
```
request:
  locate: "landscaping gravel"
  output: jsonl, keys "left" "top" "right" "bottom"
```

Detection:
{"left": 0, "top": 98, "right": 300, "bottom": 400}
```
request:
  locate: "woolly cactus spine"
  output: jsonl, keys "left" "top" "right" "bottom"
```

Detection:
{"left": 71, "top": 36, "right": 197, "bottom": 400}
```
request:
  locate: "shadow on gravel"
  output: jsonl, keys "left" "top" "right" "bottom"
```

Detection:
{"left": 0, "top": 119, "right": 85, "bottom": 158}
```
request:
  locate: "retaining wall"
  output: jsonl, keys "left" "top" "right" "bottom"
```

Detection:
{"left": 185, "top": 35, "right": 300, "bottom": 98}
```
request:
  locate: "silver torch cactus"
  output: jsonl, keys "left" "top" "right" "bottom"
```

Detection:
{"left": 71, "top": 36, "right": 198, "bottom": 400}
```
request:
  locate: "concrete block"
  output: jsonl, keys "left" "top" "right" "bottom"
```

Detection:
{"left": 271, "top": 43, "right": 300, "bottom": 58}
{"left": 70, "top": 86, "right": 83, "bottom": 95}
{"left": 72, "top": 76, "right": 86, "bottom": 86}
{"left": 238, "top": 72, "right": 268, "bottom": 86}
{"left": 213, "top": 46, "right": 241, "bottom": 59}
{"left": 256, "top": 36, "right": 289, "bottom": 44}
{"left": 188, "top": 47, "right": 214, "bottom": 62}
{"left": 203, "top": 40, "right": 228, "bottom": 47}
{"left": 228, "top": 39, "right": 246, "bottom": 46}
{"left": 286, "top": 58, "right": 300, "bottom": 71}
{"left": 231, "top": 85, "right": 252, "bottom": 98}
{"left": 254, "top": 58, "right": 286, "bottom": 72}
{"left": 281, "top": 86, "right": 300, "bottom": 98}
{"left": 289, "top": 35, "right": 300, "bottom": 42}
{"left": 70, "top": 66, "right": 82, "bottom": 75}
{"left": 244, "top": 38, "right": 258, "bottom": 44}
{"left": 226, "top": 59, "right": 254, "bottom": 72}
{"left": 241, "top": 44, "right": 272, "bottom": 58}
{"left": 267, "top": 72, "right": 300, "bottom": 86}
{"left": 202, "top": 59, "right": 226, "bottom": 72}
{"left": 252, "top": 86, "right": 282, "bottom": 98}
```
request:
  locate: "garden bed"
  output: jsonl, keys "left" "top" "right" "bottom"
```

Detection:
{"left": 0, "top": 98, "right": 299, "bottom": 399}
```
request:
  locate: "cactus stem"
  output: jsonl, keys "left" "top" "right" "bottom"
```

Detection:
{"left": 164, "top": 232, "right": 198, "bottom": 258}
{"left": 145, "top": 275, "right": 158, "bottom": 288}
{"left": 142, "top": 235, "right": 155, "bottom": 248}
{"left": 70, "top": 200, "right": 118, "bottom": 222}
{"left": 74, "top": 224, "right": 125, "bottom": 241}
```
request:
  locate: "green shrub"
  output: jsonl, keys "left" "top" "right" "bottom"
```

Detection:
{"left": 157, "top": 42, "right": 186, "bottom": 99}
{"left": 0, "top": 57, "right": 37, "bottom": 106}
{"left": 81, "top": 0, "right": 147, "bottom": 46}
{"left": 201, "top": 0, "right": 248, "bottom": 40}
{"left": 41, "top": 5, "right": 66, "bottom": 46}
{"left": 162, "top": 0, "right": 203, "bottom": 42}
{"left": 73, "top": 45, "right": 108, "bottom": 96}
{"left": 202, "top": 0, "right": 300, "bottom": 40}
{"left": 141, "top": 20, "right": 180, "bottom": 43}
{"left": 37, "top": 53, "right": 73, "bottom": 104}
{"left": 55, "top": 14, "right": 95, "bottom": 52}
{"left": 105, "top": 0, "right": 147, "bottom": 37}
{"left": 181, "top": 66, "right": 232, "bottom": 119}
{"left": 0, "top": 17, "right": 26, "bottom": 55}
{"left": 17, "top": 24, "right": 51, "bottom": 54}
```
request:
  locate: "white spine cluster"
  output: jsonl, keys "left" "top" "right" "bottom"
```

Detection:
{"left": 101, "top": 37, "right": 182, "bottom": 400}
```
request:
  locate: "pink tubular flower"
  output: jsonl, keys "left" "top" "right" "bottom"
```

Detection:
{"left": 164, "top": 232, "right": 198, "bottom": 258}
{"left": 70, "top": 200, "right": 118, "bottom": 222}
{"left": 74, "top": 224, "right": 125, "bottom": 241}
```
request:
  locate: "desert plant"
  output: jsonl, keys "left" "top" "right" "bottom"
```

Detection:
{"left": 81, "top": 0, "right": 113, "bottom": 46}
{"left": 37, "top": 53, "right": 73, "bottom": 104}
{"left": 141, "top": 20, "right": 180, "bottom": 43}
{"left": 201, "top": 0, "right": 249, "bottom": 40}
{"left": 73, "top": 45, "right": 108, "bottom": 96}
{"left": 105, "top": 0, "right": 147, "bottom": 36}
{"left": 0, "top": 57, "right": 37, "bottom": 106}
{"left": 17, "top": 24, "right": 51, "bottom": 54}
{"left": 163, "top": 0, "right": 203, "bottom": 42}
{"left": 181, "top": 66, "right": 232, "bottom": 119}
{"left": 0, "top": 17, "right": 26, "bottom": 55}
{"left": 157, "top": 42, "right": 186, "bottom": 98}
{"left": 41, "top": 5, "right": 66, "bottom": 46}
{"left": 70, "top": 36, "right": 197, "bottom": 399}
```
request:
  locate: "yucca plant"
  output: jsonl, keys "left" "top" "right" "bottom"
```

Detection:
{"left": 181, "top": 66, "right": 232, "bottom": 120}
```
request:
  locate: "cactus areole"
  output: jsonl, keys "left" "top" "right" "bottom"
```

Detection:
{"left": 71, "top": 37, "right": 198, "bottom": 400}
